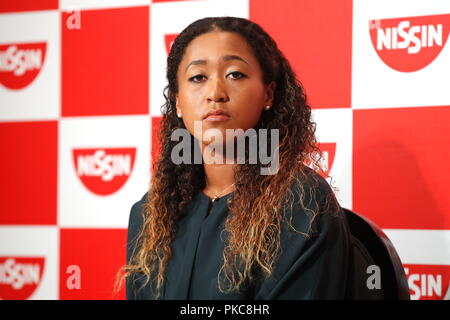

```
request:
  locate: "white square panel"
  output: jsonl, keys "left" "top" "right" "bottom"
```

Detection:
{"left": 352, "top": 0, "right": 450, "bottom": 109}
{"left": 0, "top": 226, "right": 59, "bottom": 300}
{"left": 383, "top": 229, "right": 450, "bottom": 265}
{"left": 311, "top": 108, "right": 352, "bottom": 209}
{"left": 58, "top": 115, "right": 150, "bottom": 228}
{"left": 60, "top": 0, "right": 150, "bottom": 11}
{"left": 0, "top": 11, "right": 60, "bottom": 121}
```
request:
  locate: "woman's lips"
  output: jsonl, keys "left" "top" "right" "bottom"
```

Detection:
{"left": 203, "top": 114, "right": 231, "bottom": 122}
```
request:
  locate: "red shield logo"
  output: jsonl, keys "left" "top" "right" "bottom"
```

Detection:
{"left": 0, "top": 42, "right": 47, "bottom": 89}
{"left": 369, "top": 14, "right": 450, "bottom": 72}
{"left": 72, "top": 148, "right": 137, "bottom": 196}
{"left": 0, "top": 257, "right": 45, "bottom": 300}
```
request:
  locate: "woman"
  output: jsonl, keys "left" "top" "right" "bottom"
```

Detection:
{"left": 116, "top": 16, "right": 352, "bottom": 300}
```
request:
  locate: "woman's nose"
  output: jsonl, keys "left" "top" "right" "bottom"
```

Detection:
{"left": 206, "top": 77, "right": 229, "bottom": 103}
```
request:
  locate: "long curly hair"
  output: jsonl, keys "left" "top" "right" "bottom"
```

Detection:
{"left": 115, "top": 16, "right": 329, "bottom": 299}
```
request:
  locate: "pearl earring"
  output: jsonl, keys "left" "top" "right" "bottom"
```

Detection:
{"left": 177, "top": 112, "right": 182, "bottom": 118}
{"left": 265, "top": 105, "right": 271, "bottom": 110}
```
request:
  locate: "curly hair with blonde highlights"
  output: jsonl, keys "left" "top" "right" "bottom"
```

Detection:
{"left": 114, "top": 16, "right": 331, "bottom": 299}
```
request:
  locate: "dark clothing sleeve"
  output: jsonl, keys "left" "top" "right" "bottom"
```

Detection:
{"left": 255, "top": 174, "right": 353, "bottom": 300}
{"left": 125, "top": 192, "right": 148, "bottom": 300}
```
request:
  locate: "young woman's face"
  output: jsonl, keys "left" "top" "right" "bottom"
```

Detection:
{"left": 176, "top": 31, "right": 276, "bottom": 148}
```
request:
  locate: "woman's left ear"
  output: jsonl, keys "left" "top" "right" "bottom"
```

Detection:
{"left": 175, "top": 95, "right": 181, "bottom": 117}
{"left": 265, "top": 81, "right": 276, "bottom": 106}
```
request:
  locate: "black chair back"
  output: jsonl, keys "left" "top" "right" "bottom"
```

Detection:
{"left": 343, "top": 208, "right": 410, "bottom": 300}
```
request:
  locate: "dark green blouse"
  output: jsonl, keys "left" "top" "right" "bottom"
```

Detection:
{"left": 126, "top": 171, "right": 353, "bottom": 300}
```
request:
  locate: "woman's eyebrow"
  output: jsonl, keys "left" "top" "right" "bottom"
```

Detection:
{"left": 184, "top": 55, "right": 249, "bottom": 74}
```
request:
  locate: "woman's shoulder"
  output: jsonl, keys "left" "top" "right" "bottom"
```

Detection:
{"left": 288, "top": 166, "right": 339, "bottom": 208}
{"left": 126, "top": 191, "right": 149, "bottom": 267}
{"left": 282, "top": 166, "right": 346, "bottom": 237}
{"left": 129, "top": 191, "right": 148, "bottom": 220}
{"left": 134, "top": 191, "right": 149, "bottom": 208}
{"left": 127, "top": 192, "right": 149, "bottom": 248}
{"left": 300, "top": 165, "right": 336, "bottom": 194}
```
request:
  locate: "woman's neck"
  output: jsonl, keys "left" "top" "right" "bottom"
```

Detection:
{"left": 201, "top": 142, "right": 236, "bottom": 197}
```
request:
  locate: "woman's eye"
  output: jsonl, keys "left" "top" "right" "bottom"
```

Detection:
{"left": 228, "top": 71, "right": 245, "bottom": 80}
{"left": 189, "top": 75, "right": 205, "bottom": 83}
{"left": 188, "top": 72, "right": 246, "bottom": 83}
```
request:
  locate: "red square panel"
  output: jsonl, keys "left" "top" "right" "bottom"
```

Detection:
{"left": 59, "top": 229, "right": 127, "bottom": 300}
{"left": 0, "top": 0, "right": 58, "bottom": 13}
{"left": 62, "top": 6, "right": 149, "bottom": 117}
{"left": 250, "top": 0, "right": 352, "bottom": 109}
{"left": 0, "top": 121, "right": 57, "bottom": 225}
{"left": 353, "top": 106, "right": 450, "bottom": 229}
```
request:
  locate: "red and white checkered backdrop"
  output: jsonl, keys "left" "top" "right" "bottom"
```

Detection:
{"left": 0, "top": 0, "right": 449, "bottom": 300}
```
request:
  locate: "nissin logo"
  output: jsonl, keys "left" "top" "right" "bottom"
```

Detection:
{"left": 404, "top": 264, "right": 450, "bottom": 300}
{"left": 73, "top": 148, "right": 136, "bottom": 196}
{"left": 0, "top": 257, "right": 45, "bottom": 300}
{"left": 0, "top": 42, "right": 47, "bottom": 90}
{"left": 369, "top": 14, "right": 450, "bottom": 72}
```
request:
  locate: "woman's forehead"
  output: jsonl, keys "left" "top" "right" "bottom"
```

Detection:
{"left": 181, "top": 31, "right": 256, "bottom": 66}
